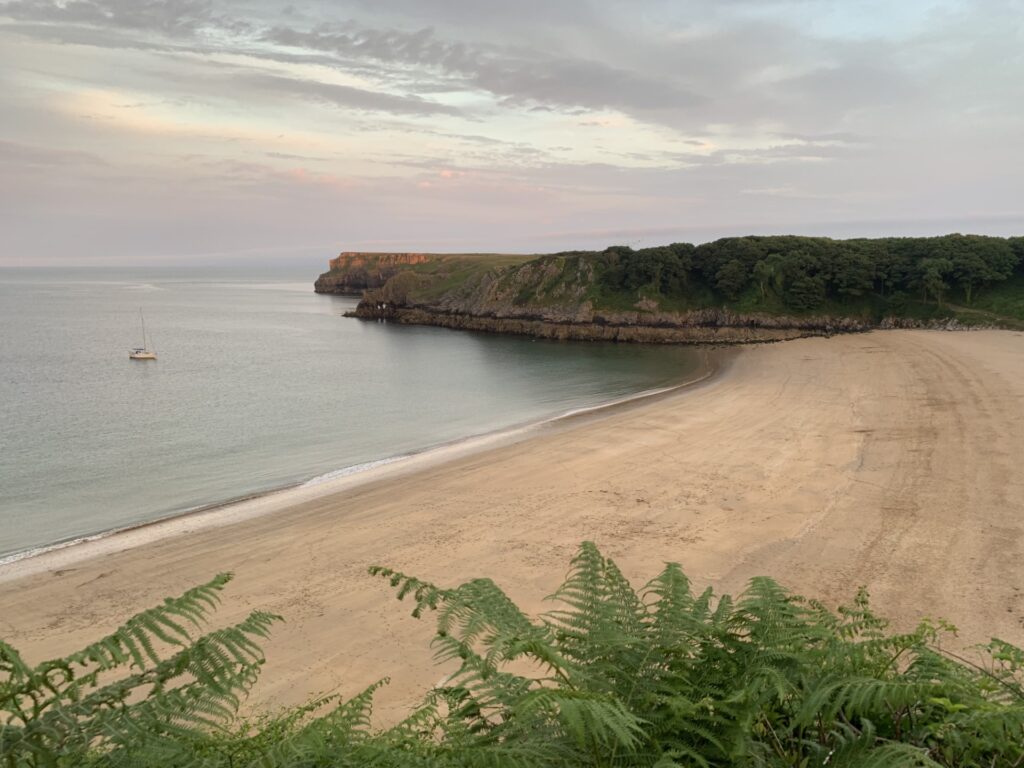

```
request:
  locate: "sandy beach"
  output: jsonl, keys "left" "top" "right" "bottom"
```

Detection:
{"left": 2, "top": 329, "right": 1023, "bottom": 722}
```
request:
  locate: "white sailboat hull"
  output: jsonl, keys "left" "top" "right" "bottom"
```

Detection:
{"left": 129, "top": 308, "right": 157, "bottom": 359}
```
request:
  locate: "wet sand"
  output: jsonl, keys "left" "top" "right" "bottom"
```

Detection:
{"left": 2, "top": 329, "right": 1023, "bottom": 722}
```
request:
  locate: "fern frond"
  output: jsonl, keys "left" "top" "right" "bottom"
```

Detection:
{"left": 0, "top": 576, "right": 277, "bottom": 767}
{"left": 515, "top": 688, "right": 645, "bottom": 753}
{"left": 368, "top": 566, "right": 452, "bottom": 618}
{"left": 63, "top": 573, "right": 234, "bottom": 675}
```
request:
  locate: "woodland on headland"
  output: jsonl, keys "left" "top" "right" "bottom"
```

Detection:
{"left": 318, "top": 235, "right": 1024, "bottom": 338}
{"left": 594, "top": 234, "right": 1024, "bottom": 316}
{"left": 3, "top": 543, "right": 1022, "bottom": 767}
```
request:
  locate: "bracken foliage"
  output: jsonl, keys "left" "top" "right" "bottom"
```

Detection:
{"left": 3, "top": 543, "right": 1023, "bottom": 766}
{"left": 0, "top": 573, "right": 279, "bottom": 767}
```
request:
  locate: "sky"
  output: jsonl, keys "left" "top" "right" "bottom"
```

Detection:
{"left": 1, "top": 0, "right": 1022, "bottom": 266}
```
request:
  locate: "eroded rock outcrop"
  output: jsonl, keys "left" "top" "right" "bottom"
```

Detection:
{"left": 347, "top": 305, "right": 837, "bottom": 344}
{"left": 314, "top": 252, "right": 432, "bottom": 295}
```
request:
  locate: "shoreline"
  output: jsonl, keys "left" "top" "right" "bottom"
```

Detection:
{"left": 2, "top": 330, "right": 1023, "bottom": 719}
{"left": 0, "top": 347, "right": 726, "bottom": 583}
{"left": 345, "top": 305, "right": 851, "bottom": 344}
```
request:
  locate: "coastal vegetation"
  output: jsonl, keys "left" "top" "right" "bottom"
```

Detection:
{"left": 318, "top": 235, "right": 1024, "bottom": 339}
{"left": 594, "top": 234, "right": 1024, "bottom": 320}
{"left": 3, "top": 543, "right": 1023, "bottom": 767}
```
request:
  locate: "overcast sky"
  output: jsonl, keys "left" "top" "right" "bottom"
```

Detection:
{"left": 1, "top": 0, "right": 1022, "bottom": 265}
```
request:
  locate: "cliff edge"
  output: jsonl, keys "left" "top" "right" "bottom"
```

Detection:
{"left": 314, "top": 252, "right": 434, "bottom": 295}
{"left": 314, "top": 237, "right": 1024, "bottom": 343}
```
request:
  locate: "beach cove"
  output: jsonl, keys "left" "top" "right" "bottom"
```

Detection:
{"left": 2, "top": 329, "right": 1023, "bottom": 724}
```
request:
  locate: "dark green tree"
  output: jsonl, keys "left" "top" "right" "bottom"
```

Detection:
{"left": 829, "top": 246, "right": 875, "bottom": 299}
{"left": 715, "top": 258, "right": 750, "bottom": 300}
{"left": 752, "top": 254, "right": 785, "bottom": 301}
{"left": 1009, "top": 237, "right": 1024, "bottom": 274}
{"left": 918, "top": 257, "right": 954, "bottom": 305}
{"left": 942, "top": 235, "right": 1018, "bottom": 304}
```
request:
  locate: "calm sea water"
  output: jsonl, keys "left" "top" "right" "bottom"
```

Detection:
{"left": 0, "top": 266, "right": 701, "bottom": 560}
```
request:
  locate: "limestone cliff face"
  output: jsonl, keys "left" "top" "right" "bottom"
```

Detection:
{"left": 314, "top": 252, "right": 432, "bottom": 295}
{"left": 328, "top": 252, "right": 431, "bottom": 272}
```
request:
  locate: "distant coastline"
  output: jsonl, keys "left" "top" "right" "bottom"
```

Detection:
{"left": 316, "top": 236, "right": 1024, "bottom": 343}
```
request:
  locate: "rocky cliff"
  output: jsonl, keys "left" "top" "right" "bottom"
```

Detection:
{"left": 314, "top": 252, "right": 433, "bottom": 295}
{"left": 348, "top": 304, "right": 855, "bottom": 343}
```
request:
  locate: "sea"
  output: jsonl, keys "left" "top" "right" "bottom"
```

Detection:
{"left": 0, "top": 264, "right": 702, "bottom": 562}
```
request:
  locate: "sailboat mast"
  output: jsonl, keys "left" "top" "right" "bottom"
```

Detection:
{"left": 139, "top": 308, "right": 147, "bottom": 349}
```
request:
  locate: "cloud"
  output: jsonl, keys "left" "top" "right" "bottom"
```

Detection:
{"left": 6, "top": 0, "right": 1010, "bottom": 135}
{"left": 263, "top": 22, "right": 704, "bottom": 113}
{"left": 0, "top": 138, "right": 107, "bottom": 169}
{"left": 0, "top": 0, "right": 217, "bottom": 36}
{"left": 0, "top": 0, "right": 1022, "bottom": 265}
{"left": 265, "top": 150, "right": 329, "bottom": 161}
{"left": 238, "top": 72, "right": 461, "bottom": 116}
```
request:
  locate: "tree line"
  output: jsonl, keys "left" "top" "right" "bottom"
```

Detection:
{"left": 597, "top": 234, "right": 1024, "bottom": 312}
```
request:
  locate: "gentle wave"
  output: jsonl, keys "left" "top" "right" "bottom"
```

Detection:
{"left": 541, "top": 383, "right": 683, "bottom": 422}
{"left": 0, "top": 530, "right": 113, "bottom": 567}
{"left": 0, "top": 454, "right": 436, "bottom": 567}
{"left": 301, "top": 455, "right": 412, "bottom": 487}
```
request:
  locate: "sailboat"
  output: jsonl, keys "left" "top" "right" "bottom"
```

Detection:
{"left": 129, "top": 308, "right": 157, "bottom": 360}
